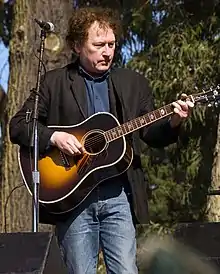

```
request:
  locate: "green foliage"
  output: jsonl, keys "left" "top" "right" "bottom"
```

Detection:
{"left": 0, "top": 0, "right": 13, "bottom": 46}
{"left": 3, "top": 0, "right": 220, "bottom": 270}
{"left": 126, "top": 0, "right": 220, "bottom": 228}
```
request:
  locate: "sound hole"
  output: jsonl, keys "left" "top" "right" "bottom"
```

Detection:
{"left": 84, "top": 131, "right": 106, "bottom": 155}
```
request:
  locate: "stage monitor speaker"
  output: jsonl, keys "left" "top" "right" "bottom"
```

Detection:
{"left": 174, "top": 222, "right": 220, "bottom": 268}
{"left": 0, "top": 232, "right": 67, "bottom": 273}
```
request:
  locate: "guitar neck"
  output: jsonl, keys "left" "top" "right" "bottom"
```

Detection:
{"left": 105, "top": 103, "right": 173, "bottom": 142}
{"left": 104, "top": 87, "right": 220, "bottom": 142}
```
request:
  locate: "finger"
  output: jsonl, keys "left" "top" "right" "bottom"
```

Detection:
{"left": 180, "top": 93, "right": 188, "bottom": 100}
{"left": 67, "top": 136, "right": 81, "bottom": 148}
{"left": 61, "top": 146, "right": 76, "bottom": 156}
{"left": 174, "top": 107, "right": 190, "bottom": 118}
{"left": 71, "top": 144, "right": 82, "bottom": 154}
{"left": 186, "top": 100, "right": 194, "bottom": 108}
{"left": 172, "top": 101, "right": 184, "bottom": 111}
{"left": 65, "top": 140, "right": 82, "bottom": 155}
{"left": 181, "top": 94, "right": 194, "bottom": 103}
{"left": 173, "top": 109, "right": 188, "bottom": 119}
{"left": 72, "top": 136, "right": 86, "bottom": 153}
{"left": 173, "top": 107, "right": 181, "bottom": 115}
{"left": 176, "top": 100, "right": 190, "bottom": 111}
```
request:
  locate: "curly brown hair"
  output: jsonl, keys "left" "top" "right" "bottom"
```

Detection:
{"left": 66, "top": 7, "right": 121, "bottom": 51}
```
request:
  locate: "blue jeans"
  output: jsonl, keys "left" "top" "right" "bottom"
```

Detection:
{"left": 55, "top": 179, "right": 138, "bottom": 274}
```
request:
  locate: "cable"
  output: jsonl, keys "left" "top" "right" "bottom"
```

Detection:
{"left": 4, "top": 183, "right": 24, "bottom": 233}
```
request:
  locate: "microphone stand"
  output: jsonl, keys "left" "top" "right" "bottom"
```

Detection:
{"left": 30, "top": 29, "right": 46, "bottom": 232}
{"left": 207, "top": 190, "right": 220, "bottom": 196}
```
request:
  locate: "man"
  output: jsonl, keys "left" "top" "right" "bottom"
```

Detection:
{"left": 9, "top": 7, "right": 194, "bottom": 274}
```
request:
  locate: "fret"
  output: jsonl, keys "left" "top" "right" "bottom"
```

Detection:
{"left": 117, "top": 127, "right": 123, "bottom": 135}
{"left": 139, "top": 116, "right": 146, "bottom": 126}
{"left": 165, "top": 104, "right": 173, "bottom": 114}
{"left": 121, "top": 124, "right": 127, "bottom": 134}
{"left": 133, "top": 119, "right": 139, "bottom": 129}
{"left": 105, "top": 103, "right": 174, "bottom": 142}
{"left": 107, "top": 130, "right": 113, "bottom": 141}
{"left": 111, "top": 129, "right": 118, "bottom": 139}
{"left": 105, "top": 131, "right": 110, "bottom": 141}
{"left": 124, "top": 123, "right": 129, "bottom": 133}
{"left": 103, "top": 85, "right": 220, "bottom": 143}
{"left": 159, "top": 107, "right": 166, "bottom": 116}
{"left": 110, "top": 130, "right": 115, "bottom": 140}
{"left": 136, "top": 118, "right": 142, "bottom": 127}
{"left": 154, "top": 109, "right": 161, "bottom": 119}
{"left": 127, "top": 121, "right": 134, "bottom": 131}
{"left": 122, "top": 126, "right": 127, "bottom": 135}
{"left": 149, "top": 112, "right": 156, "bottom": 122}
{"left": 144, "top": 114, "right": 151, "bottom": 124}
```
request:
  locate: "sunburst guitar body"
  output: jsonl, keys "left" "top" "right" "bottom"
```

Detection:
{"left": 19, "top": 112, "right": 133, "bottom": 214}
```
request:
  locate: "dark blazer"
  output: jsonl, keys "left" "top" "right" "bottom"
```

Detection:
{"left": 9, "top": 61, "right": 180, "bottom": 224}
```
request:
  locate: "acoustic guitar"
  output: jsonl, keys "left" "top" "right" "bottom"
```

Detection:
{"left": 19, "top": 87, "right": 220, "bottom": 214}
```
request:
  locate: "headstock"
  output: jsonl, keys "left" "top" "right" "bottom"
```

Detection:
{"left": 191, "top": 85, "right": 220, "bottom": 106}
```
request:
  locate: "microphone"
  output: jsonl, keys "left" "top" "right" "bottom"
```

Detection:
{"left": 34, "top": 18, "right": 54, "bottom": 32}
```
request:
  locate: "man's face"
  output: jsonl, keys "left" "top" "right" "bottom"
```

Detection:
{"left": 75, "top": 21, "right": 116, "bottom": 75}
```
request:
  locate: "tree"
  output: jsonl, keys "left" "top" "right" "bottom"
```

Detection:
{"left": 0, "top": 85, "right": 6, "bottom": 121}
{"left": 126, "top": 0, "right": 220, "bottom": 227}
{"left": 0, "top": 0, "right": 13, "bottom": 47}
{"left": 0, "top": 0, "right": 73, "bottom": 233}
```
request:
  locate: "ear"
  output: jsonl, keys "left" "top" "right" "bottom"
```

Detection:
{"left": 74, "top": 42, "right": 81, "bottom": 54}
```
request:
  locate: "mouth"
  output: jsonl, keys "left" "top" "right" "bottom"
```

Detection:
{"left": 99, "top": 60, "right": 111, "bottom": 65}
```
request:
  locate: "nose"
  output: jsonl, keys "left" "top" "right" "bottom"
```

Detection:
{"left": 103, "top": 44, "right": 111, "bottom": 56}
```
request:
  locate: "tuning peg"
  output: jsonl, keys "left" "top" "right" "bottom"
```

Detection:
{"left": 214, "top": 89, "right": 219, "bottom": 96}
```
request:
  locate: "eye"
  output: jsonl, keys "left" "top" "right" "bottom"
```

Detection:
{"left": 95, "top": 43, "right": 104, "bottom": 48}
{"left": 108, "top": 42, "right": 115, "bottom": 48}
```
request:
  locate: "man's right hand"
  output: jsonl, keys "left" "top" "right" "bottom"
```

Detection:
{"left": 50, "top": 131, "right": 85, "bottom": 156}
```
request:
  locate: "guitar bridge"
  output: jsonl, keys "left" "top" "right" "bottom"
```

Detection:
{"left": 60, "top": 151, "right": 70, "bottom": 168}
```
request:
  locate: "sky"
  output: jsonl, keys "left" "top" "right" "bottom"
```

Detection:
{"left": 0, "top": 42, "right": 9, "bottom": 92}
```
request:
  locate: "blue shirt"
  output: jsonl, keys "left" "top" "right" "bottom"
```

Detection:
{"left": 78, "top": 66, "right": 110, "bottom": 117}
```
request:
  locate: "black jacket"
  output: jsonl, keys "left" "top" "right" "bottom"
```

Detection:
{"left": 10, "top": 61, "right": 180, "bottom": 224}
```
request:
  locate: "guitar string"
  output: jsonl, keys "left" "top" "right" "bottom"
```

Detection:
{"left": 84, "top": 92, "right": 214, "bottom": 148}
{"left": 85, "top": 94, "right": 213, "bottom": 147}
{"left": 78, "top": 153, "right": 100, "bottom": 175}
{"left": 83, "top": 118, "right": 157, "bottom": 149}
{"left": 83, "top": 106, "right": 174, "bottom": 149}
{"left": 83, "top": 93, "right": 216, "bottom": 150}
{"left": 83, "top": 120, "right": 144, "bottom": 149}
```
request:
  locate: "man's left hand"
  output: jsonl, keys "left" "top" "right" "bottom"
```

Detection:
{"left": 169, "top": 93, "right": 194, "bottom": 128}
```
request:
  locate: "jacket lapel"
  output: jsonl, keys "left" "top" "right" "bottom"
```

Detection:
{"left": 109, "top": 69, "right": 122, "bottom": 101}
{"left": 109, "top": 69, "right": 128, "bottom": 122}
{"left": 68, "top": 66, "right": 88, "bottom": 119}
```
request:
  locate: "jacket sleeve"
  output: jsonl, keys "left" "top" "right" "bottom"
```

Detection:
{"left": 137, "top": 74, "right": 180, "bottom": 148}
{"left": 9, "top": 75, "right": 55, "bottom": 154}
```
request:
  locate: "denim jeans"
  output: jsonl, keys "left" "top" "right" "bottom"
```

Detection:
{"left": 55, "top": 178, "right": 138, "bottom": 274}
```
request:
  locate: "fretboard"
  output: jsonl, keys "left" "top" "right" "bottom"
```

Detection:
{"left": 105, "top": 103, "right": 173, "bottom": 142}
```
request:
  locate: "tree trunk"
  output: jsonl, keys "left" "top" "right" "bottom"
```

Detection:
{"left": 206, "top": 115, "right": 220, "bottom": 221}
{"left": 0, "top": 85, "right": 6, "bottom": 122}
{"left": 0, "top": 0, "right": 73, "bottom": 233}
